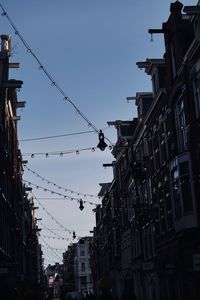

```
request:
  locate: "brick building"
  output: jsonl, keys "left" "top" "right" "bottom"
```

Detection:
{"left": 0, "top": 34, "right": 42, "bottom": 296}
{"left": 91, "top": 1, "right": 200, "bottom": 300}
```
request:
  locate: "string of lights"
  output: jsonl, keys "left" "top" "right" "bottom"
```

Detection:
{"left": 0, "top": 3, "right": 114, "bottom": 146}
{"left": 25, "top": 165, "right": 100, "bottom": 199}
{"left": 40, "top": 238, "right": 63, "bottom": 258}
{"left": 22, "top": 146, "right": 100, "bottom": 158}
{"left": 41, "top": 244, "right": 63, "bottom": 256}
{"left": 42, "top": 254, "right": 53, "bottom": 265}
{"left": 41, "top": 247, "right": 59, "bottom": 264}
{"left": 42, "top": 234, "right": 69, "bottom": 242}
{"left": 34, "top": 196, "right": 80, "bottom": 239}
{"left": 25, "top": 180, "right": 99, "bottom": 207}
{"left": 40, "top": 222, "right": 71, "bottom": 240}
{"left": 41, "top": 246, "right": 61, "bottom": 263}
{"left": 41, "top": 227, "right": 74, "bottom": 231}
{"left": 40, "top": 239, "right": 66, "bottom": 251}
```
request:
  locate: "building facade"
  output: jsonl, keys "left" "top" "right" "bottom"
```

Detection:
{"left": 91, "top": 2, "right": 200, "bottom": 300}
{"left": 74, "top": 237, "right": 93, "bottom": 295}
{"left": 63, "top": 237, "right": 93, "bottom": 297}
{"left": 0, "top": 34, "right": 42, "bottom": 297}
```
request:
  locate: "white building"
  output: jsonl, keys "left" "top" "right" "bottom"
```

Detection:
{"left": 74, "top": 237, "right": 93, "bottom": 295}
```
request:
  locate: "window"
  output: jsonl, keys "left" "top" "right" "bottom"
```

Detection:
{"left": 80, "top": 247, "right": 85, "bottom": 256}
{"left": 127, "top": 180, "right": 135, "bottom": 221}
{"left": 193, "top": 75, "right": 200, "bottom": 118}
{"left": 180, "top": 162, "right": 193, "bottom": 212}
{"left": 81, "top": 262, "right": 86, "bottom": 272}
{"left": 176, "top": 98, "right": 188, "bottom": 151}
{"left": 171, "top": 166, "right": 182, "bottom": 219}
{"left": 170, "top": 159, "right": 193, "bottom": 220}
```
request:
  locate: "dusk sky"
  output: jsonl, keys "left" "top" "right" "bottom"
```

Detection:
{"left": 0, "top": 0, "right": 197, "bottom": 265}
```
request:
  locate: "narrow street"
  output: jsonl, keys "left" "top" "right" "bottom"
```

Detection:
{"left": 1, "top": 1, "right": 200, "bottom": 300}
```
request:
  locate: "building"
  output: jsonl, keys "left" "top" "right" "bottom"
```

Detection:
{"left": 63, "top": 243, "right": 76, "bottom": 293}
{"left": 63, "top": 237, "right": 93, "bottom": 297}
{"left": 91, "top": 1, "right": 200, "bottom": 300}
{"left": 45, "top": 263, "right": 63, "bottom": 298}
{"left": 0, "top": 34, "right": 42, "bottom": 296}
{"left": 74, "top": 237, "right": 93, "bottom": 295}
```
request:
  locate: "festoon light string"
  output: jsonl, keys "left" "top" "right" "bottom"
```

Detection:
{"left": 42, "top": 234, "right": 69, "bottom": 242}
{"left": 25, "top": 165, "right": 100, "bottom": 199}
{"left": 24, "top": 179, "right": 99, "bottom": 207}
{"left": 40, "top": 238, "right": 66, "bottom": 252}
{"left": 0, "top": 3, "right": 113, "bottom": 147}
{"left": 40, "top": 237, "right": 64, "bottom": 259}
{"left": 41, "top": 246, "right": 60, "bottom": 263}
{"left": 22, "top": 146, "right": 100, "bottom": 158}
{"left": 40, "top": 221, "right": 71, "bottom": 241}
{"left": 33, "top": 195, "right": 80, "bottom": 239}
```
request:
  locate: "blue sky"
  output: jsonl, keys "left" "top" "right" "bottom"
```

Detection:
{"left": 0, "top": 0, "right": 197, "bottom": 265}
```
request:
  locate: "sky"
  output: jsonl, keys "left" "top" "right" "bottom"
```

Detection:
{"left": 0, "top": 0, "right": 197, "bottom": 266}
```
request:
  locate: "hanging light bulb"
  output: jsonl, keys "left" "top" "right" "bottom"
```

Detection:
{"left": 97, "top": 129, "right": 107, "bottom": 151}
{"left": 79, "top": 199, "right": 84, "bottom": 211}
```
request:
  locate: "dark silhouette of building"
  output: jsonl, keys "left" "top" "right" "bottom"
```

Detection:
{"left": 0, "top": 34, "right": 43, "bottom": 297}
{"left": 91, "top": 2, "right": 200, "bottom": 300}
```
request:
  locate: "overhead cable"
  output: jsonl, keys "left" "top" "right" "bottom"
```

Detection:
{"left": 25, "top": 165, "right": 100, "bottom": 198}
{"left": 34, "top": 196, "right": 81, "bottom": 238}
{"left": 0, "top": 3, "right": 113, "bottom": 145}
{"left": 25, "top": 180, "right": 99, "bottom": 206}
{"left": 22, "top": 146, "right": 101, "bottom": 157}
{"left": 20, "top": 129, "right": 96, "bottom": 142}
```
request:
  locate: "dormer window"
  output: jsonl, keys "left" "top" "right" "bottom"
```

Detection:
{"left": 152, "top": 67, "right": 166, "bottom": 96}
{"left": 170, "top": 155, "right": 194, "bottom": 226}
{"left": 134, "top": 92, "right": 153, "bottom": 119}
{"left": 136, "top": 59, "right": 166, "bottom": 96}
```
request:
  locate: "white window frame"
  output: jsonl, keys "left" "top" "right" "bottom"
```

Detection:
{"left": 175, "top": 97, "right": 188, "bottom": 151}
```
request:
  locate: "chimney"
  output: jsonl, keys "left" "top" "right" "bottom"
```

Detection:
{"left": 170, "top": 1, "right": 183, "bottom": 18}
